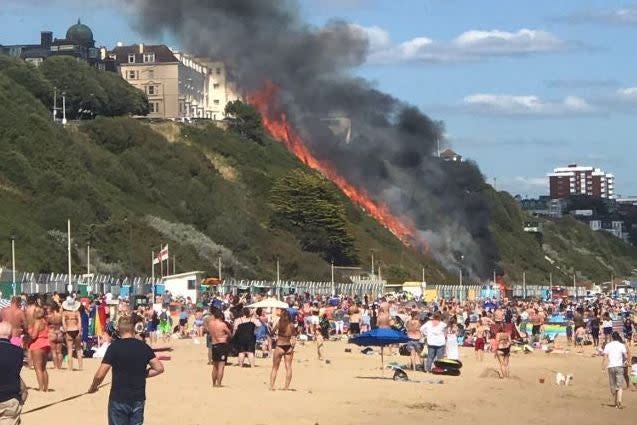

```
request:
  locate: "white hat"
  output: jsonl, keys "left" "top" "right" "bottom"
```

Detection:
{"left": 62, "top": 296, "right": 81, "bottom": 312}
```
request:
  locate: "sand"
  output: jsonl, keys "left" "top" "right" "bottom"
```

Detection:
{"left": 21, "top": 339, "right": 635, "bottom": 425}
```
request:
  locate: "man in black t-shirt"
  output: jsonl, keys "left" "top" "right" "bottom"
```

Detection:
{"left": 88, "top": 316, "right": 164, "bottom": 425}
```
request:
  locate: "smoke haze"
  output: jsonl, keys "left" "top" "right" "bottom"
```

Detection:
{"left": 122, "top": 0, "right": 499, "bottom": 277}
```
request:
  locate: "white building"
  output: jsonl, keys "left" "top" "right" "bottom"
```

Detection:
{"left": 162, "top": 271, "right": 205, "bottom": 303}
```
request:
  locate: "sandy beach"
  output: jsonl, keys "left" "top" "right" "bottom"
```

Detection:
{"left": 20, "top": 338, "right": 635, "bottom": 425}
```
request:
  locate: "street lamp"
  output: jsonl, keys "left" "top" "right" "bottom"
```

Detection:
{"left": 10, "top": 235, "right": 16, "bottom": 296}
{"left": 458, "top": 254, "right": 464, "bottom": 301}
{"left": 123, "top": 217, "right": 133, "bottom": 277}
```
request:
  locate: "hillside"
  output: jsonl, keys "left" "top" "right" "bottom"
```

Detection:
{"left": 0, "top": 56, "right": 447, "bottom": 283}
{"left": 485, "top": 189, "right": 637, "bottom": 284}
{"left": 0, "top": 56, "right": 635, "bottom": 286}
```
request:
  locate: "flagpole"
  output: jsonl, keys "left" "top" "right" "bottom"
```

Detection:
{"left": 151, "top": 250, "right": 155, "bottom": 300}
{"left": 173, "top": 256, "right": 176, "bottom": 275}
{"left": 160, "top": 245, "right": 163, "bottom": 278}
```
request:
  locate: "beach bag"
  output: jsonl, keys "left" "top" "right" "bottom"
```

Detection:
{"left": 398, "top": 344, "right": 411, "bottom": 356}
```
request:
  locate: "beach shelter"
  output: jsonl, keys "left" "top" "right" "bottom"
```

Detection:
{"left": 350, "top": 327, "right": 410, "bottom": 370}
{"left": 247, "top": 298, "right": 289, "bottom": 309}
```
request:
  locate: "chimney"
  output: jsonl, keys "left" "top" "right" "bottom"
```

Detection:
{"left": 41, "top": 31, "right": 53, "bottom": 49}
{"left": 139, "top": 43, "right": 144, "bottom": 54}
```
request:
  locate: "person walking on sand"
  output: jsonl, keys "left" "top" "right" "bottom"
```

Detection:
{"left": 495, "top": 323, "right": 512, "bottom": 379}
{"left": 269, "top": 309, "right": 296, "bottom": 391}
{"left": 405, "top": 311, "right": 423, "bottom": 371}
{"left": 62, "top": 297, "right": 83, "bottom": 372}
{"left": 602, "top": 331, "right": 627, "bottom": 409}
{"left": 206, "top": 307, "right": 231, "bottom": 387}
{"left": 28, "top": 306, "right": 50, "bottom": 392}
{"left": 88, "top": 315, "right": 164, "bottom": 425}
{"left": 421, "top": 312, "right": 447, "bottom": 372}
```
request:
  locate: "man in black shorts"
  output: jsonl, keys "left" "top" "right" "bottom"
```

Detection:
{"left": 205, "top": 307, "right": 232, "bottom": 387}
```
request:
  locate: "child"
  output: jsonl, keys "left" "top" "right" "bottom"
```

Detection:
{"left": 474, "top": 324, "right": 486, "bottom": 362}
{"left": 565, "top": 320, "right": 573, "bottom": 346}
{"left": 574, "top": 326, "right": 586, "bottom": 353}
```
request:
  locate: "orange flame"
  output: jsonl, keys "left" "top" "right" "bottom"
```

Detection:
{"left": 248, "top": 82, "right": 416, "bottom": 245}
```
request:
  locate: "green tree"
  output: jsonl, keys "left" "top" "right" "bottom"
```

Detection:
{"left": 269, "top": 169, "right": 358, "bottom": 265}
{"left": 39, "top": 56, "right": 148, "bottom": 119}
{"left": 224, "top": 100, "right": 264, "bottom": 143}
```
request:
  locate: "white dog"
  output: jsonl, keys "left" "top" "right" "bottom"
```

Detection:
{"left": 555, "top": 372, "right": 573, "bottom": 386}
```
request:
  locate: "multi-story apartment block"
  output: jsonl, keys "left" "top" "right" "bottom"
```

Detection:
{"left": 548, "top": 164, "right": 615, "bottom": 199}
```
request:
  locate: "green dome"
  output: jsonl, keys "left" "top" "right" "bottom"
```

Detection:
{"left": 66, "top": 19, "right": 94, "bottom": 47}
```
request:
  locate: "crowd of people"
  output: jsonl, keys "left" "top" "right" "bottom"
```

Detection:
{"left": 1, "top": 289, "right": 636, "bottom": 423}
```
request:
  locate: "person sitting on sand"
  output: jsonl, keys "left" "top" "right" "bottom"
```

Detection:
{"left": 269, "top": 308, "right": 297, "bottom": 391}
{"left": 495, "top": 323, "right": 512, "bottom": 379}
{"left": 206, "top": 307, "right": 231, "bottom": 388}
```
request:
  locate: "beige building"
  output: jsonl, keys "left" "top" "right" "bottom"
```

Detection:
{"left": 111, "top": 43, "right": 241, "bottom": 120}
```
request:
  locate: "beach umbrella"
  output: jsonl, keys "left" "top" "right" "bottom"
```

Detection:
{"left": 246, "top": 298, "right": 289, "bottom": 309}
{"left": 0, "top": 298, "right": 10, "bottom": 309}
{"left": 350, "top": 327, "right": 410, "bottom": 369}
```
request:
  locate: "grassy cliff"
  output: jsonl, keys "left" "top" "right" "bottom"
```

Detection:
{"left": 0, "top": 56, "right": 635, "bottom": 285}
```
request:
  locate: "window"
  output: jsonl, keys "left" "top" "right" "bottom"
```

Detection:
{"left": 143, "top": 53, "right": 155, "bottom": 63}
{"left": 149, "top": 102, "right": 160, "bottom": 114}
{"left": 213, "top": 83, "right": 220, "bottom": 89}
{"left": 147, "top": 85, "right": 156, "bottom": 95}
{"left": 128, "top": 70, "right": 136, "bottom": 79}
{"left": 128, "top": 54, "right": 136, "bottom": 63}
{"left": 215, "top": 67, "right": 221, "bottom": 75}
{"left": 187, "top": 279, "right": 196, "bottom": 290}
{"left": 213, "top": 99, "right": 220, "bottom": 105}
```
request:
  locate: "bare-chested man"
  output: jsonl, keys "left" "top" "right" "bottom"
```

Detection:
{"left": 62, "top": 297, "right": 83, "bottom": 372}
{"left": 205, "top": 307, "right": 231, "bottom": 387}
{"left": 377, "top": 302, "right": 393, "bottom": 328}
{"left": 0, "top": 297, "right": 26, "bottom": 347}
{"left": 377, "top": 302, "right": 395, "bottom": 357}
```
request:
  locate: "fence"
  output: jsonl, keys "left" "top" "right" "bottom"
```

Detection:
{"left": 0, "top": 267, "right": 592, "bottom": 300}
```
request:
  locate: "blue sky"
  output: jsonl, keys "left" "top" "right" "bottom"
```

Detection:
{"left": 2, "top": 0, "right": 636, "bottom": 197}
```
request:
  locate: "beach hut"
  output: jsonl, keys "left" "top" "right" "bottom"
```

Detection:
{"left": 162, "top": 271, "right": 206, "bottom": 303}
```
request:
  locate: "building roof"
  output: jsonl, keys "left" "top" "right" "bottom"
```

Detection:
{"left": 439, "top": 148, "right": 460, "bottom": 158}
{"left": 66, "top": 19, "right": 94, "bottom": 47}
{"left": 111, "top": 44, "right": 179, "bottom": 64}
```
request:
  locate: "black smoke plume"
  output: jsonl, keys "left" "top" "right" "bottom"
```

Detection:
{"left": 123, "top": 0, "right": 499, "bottom": 277}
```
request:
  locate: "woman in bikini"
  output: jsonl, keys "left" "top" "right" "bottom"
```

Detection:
{"left": 269, "top": 308, "right": 296, "bottom": 391}
{"left": 29, "top": 306, "right": 50, "bottom": 391}
{"left": 62, "top": 297, "right": 83, "bottom": 372}
{"left": 495, "top": 324, "right": 512, "bottom": 379}
{"left": 47, "top": 303, "right": 64, "bottom": 369}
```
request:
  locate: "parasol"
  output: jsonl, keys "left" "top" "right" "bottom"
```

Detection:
{"left": 246, "top": 298, "right": 289, "bottom": 309}
{"left": 350, "top": 327, "right": 410, "bottom": 369}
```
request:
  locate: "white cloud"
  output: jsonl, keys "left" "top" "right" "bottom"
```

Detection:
{"left": 562, "top": 4, "right": 637, "bottom": 25}
{"left": 616, "top": 87, "right": 637, "bottom": 101}
{"left": 462, "top": 94, "right": 595, "bottom": 116}
{"left": 514, "top": 176, "right": 547, "bottom": 188}
{"left": 352, "top": 25, "right": 570, "bottom": 64}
